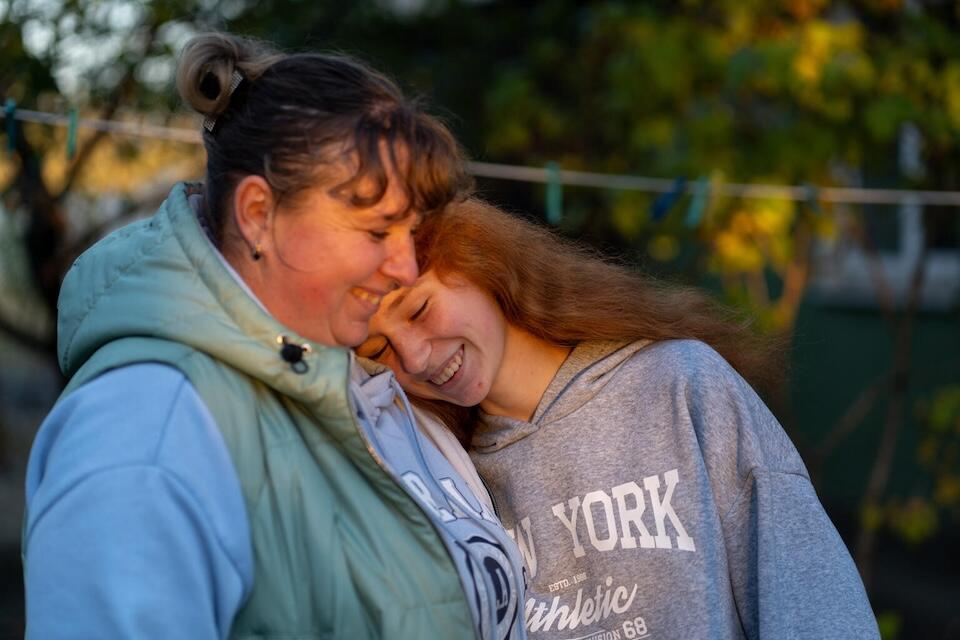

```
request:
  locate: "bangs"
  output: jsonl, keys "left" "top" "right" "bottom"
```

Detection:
{"left": 329, "top": 105, "right": 472, "bottom": 218}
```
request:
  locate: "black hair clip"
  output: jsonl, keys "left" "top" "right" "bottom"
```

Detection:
{"left": 276, "top": 335, "right": 311, "bottom": 374}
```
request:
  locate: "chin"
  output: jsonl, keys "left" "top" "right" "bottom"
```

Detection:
{"left": 419, "top": 388, "right": 466, "bottom": 407}
{"left": 332, "top": 331, "right": 368, "bottom": 349}
{"left": 443, "top": 388, "right": 486, "bottom": 409}
{"left": 331, "top": 319, "right": 373, "bottom": 349}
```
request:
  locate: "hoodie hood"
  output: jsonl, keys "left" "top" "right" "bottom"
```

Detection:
{"left": 351, "top": 356, "right": 402, "bottom": 426}
{"left": 471, "top": 339, "right": 651, "bottom": 452}
{"left": 57, "top": 182, "right": 352, "bottom": 417}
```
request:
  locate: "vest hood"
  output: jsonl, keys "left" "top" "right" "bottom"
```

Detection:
{"left": 57, "top": 182, "right": 353, "bottom": 415}
{"left": 472, "top": 339, "right": 651, "bottom": 452}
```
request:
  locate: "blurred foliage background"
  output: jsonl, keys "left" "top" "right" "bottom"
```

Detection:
{"left": 1, "top": 0, "right": 959, "bottom": 638}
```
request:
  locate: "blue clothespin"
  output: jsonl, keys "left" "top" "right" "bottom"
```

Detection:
{"left": 5, "top": 98, "right": 17, "bottom": 156}
{"left": 651, "top": 176, "right": 687, "bottom": 222}
{"left": 545, "top": 162, "right": 563, "bottom": 225}
{"left": 66, "top": 107, "right": 78, "bottom": 160}
{"left": 685, "top": 176, "right": 710, "bottom": 228}
{"left": 802, "top": 182, "right": 822, "bottom": 215}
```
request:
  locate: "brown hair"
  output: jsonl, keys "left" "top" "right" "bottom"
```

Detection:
{"left": 411, "top": 198, "right": 785, "bottom": 442}
{"left": 176, "top": 33, "right": 470, "bottom": 245}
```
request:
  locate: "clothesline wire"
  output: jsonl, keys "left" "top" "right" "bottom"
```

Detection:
{"left": 5, "top": 107, "right": 960, "bottom": 207}
{"left": 8, "top": 108, "right": 201, "bottom": 144}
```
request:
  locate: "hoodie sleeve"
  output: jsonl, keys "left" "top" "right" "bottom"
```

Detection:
{"left": 722, "top": 469, "right": 879, "bottom": 639}
{"left": 23, "top": 363, "right": 253, "bottom": 640}
{"left": 678, "top": 341, "right": 878, "bottom": 640}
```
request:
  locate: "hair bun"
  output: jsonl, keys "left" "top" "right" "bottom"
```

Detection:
{"left": 199, "top": 71, "right": 223, "bottom": 101}
{"left": 176, "top": 33, "right": 279, "bottom": 120}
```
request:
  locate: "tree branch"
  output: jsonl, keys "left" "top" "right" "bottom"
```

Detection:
{"left": 55, "top": 22, "right": 160, "bottom": 202}
{"left": 854, "top": 218, "right": 929, "bottom": 591}
{"left": 809, "top": 374, "right": 886, "bottom": 486}
{"left": 775, "top": 211, "right": 813, "bottom": 333}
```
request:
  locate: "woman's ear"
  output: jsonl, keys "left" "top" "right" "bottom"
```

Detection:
{"left": 231, "top": 175, "right": 276, "bottom": 253}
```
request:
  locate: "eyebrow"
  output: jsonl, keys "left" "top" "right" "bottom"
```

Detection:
{"left": 369, "top": 207, "right": 421, "bottom": 225}
{"left": 387, "top": 288, "right": 411, "bottom": 314}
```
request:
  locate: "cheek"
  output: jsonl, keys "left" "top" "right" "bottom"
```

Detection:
{"left": 294, "top": 277, "right": 339, "bottom": 309}
{"left": 300, "top": 260, "right": 368, "bottom": 302}
{"left": 274, "top": 225, "right": 341, "bottom": 272}
{"left": 428, "top": 305, "right": 464, "bottom": 339}
{"left": 349, "top": 242, "right": 388, "bottom": 274}
{"left": 469, "top": 377, "right": 489, "bottom": 401}
{"left": 459, "top": 293, "right": 502, "bottom": 339}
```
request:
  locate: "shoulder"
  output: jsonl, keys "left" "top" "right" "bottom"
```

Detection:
{"left": 31, "top": 363, "right": 221, "bottom": 475}
{"left": 23, "top": 363, "right": 254, "bottom": 637}
{"left": 619, "top": 339, "right": 754, "bottom": 400}
{"left": 547, "top": 339, "right": 740, "bottom": 420}
{"left": 607, "top": 339, "right": 746, "bottom": 402}
{"left": 626, "top": 340, "right": 806, "bottom": 477}
{"left": 26, "top": 362, "right": 247, "bottom": 549}
{"left": 627, "top": 338, "right": 734, "bottom": 377}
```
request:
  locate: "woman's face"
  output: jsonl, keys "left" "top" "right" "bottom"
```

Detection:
{"left": 359, "top": 270, "right": 508, "bottom": 407}
{"left": 256, "top": 172, "right": 420, "bottom": 348}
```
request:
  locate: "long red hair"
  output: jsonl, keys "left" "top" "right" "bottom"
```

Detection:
{"left": 412, "top": 198, "right": 784, "bottom": 443}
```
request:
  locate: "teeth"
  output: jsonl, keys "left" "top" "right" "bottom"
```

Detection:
{"left": 430, "top": 348, "right": 463, "bottom": 386}
{"left": 353, "top": 289, "right": 382, "bottom": 306}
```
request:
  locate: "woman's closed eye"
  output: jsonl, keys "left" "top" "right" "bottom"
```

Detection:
{"left": 357, "top": 336, "right": 390, "bottom": 360}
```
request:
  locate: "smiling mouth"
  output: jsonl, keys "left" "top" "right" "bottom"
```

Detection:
{"left": 352, "top": 288, "right": 382, "bottom": 307}
{"left": 430, "top": 346, "right": 464, "bottom": 386}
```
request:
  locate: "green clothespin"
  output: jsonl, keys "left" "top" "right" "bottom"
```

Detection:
{"left": 685, "top": 176, "right": 710, "bottom": 228}
{"left": 66, "top": 107, "right": 78, "bottom": 160}
{"left": 545, "top": 161, "right": 563, "bottom": 225}
{"left": 5, "top": 98, "right": 16, "bottom": 156}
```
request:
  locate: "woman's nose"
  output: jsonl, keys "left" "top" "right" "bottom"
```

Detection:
{"left": 382, "top": 232, "right": 418, "bottom": 287}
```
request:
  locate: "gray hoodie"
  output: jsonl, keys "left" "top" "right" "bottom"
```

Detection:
{"left": 470, "top": 339, "right": 878, "bottom": 640}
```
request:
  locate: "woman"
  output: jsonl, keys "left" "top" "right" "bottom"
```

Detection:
{"left": 22, "top": 35, "right": 525, "bottom": 639}
{"left": 361, "top": 199, "right": 880, "bottom": 639}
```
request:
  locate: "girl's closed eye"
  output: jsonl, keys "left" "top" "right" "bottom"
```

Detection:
{"left": 410, "top": 299, "right": 429, "bottom": 321}
{"left": 368, "top": 230, "right": 389, "bottom": 242}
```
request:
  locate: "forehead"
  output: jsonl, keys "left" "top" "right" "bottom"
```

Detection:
{"left": 289, "top": 180, "right": 419, "bottom": 229}
{"left": 327, "top": 139, "right": 414, "bottom": 208}
{"left": 288, "top": 151, "right": 419, "bottom": 222}
{"left": 379, "top": 270, "right": 441, "bottom": 316}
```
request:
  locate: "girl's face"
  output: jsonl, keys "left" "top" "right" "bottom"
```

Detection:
{"left": 359, "top": 270, "right": 508, "bottom": 407}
